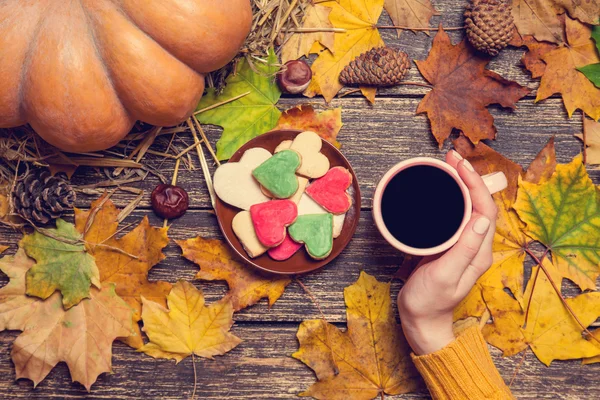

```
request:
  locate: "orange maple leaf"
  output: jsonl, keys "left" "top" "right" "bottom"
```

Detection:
{"left": 416, "top": 27, "right": 531, "bottom": 147}
{"left": 178, "top": 236, "right": 291, "bottom": 311}
{"left": 273, "top": 104, "right": 342, "bottom": 148}
{"left": 75, "top": 195, "right": 172, "bottom": 349}
{"left": 535, "top": 17, "right": 600, "bottom": 120}
{"left": 509, "top": 29, "right": 557, "bottom": 79}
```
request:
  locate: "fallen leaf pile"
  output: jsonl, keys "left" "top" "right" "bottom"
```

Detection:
{"left": 455, "top": 138, "right": 600, "bottom": 365}
{"left": 74, "top": 195, "right": 172, "bottom": 349}
{"left": 294, "top": 271, "right": 420, "bottom": 399}
{"left": 0, "top": 247, "right": 134, "bottom": 390}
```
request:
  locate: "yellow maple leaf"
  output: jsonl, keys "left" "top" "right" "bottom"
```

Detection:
{"left": 294, "top": 272, "right": 419, "bottom": 399}
{"left": 453, "top": 137, "right": 556, "bottom": 320}
{"left": 304, "top": 0, "right": 385, "bottom": 103}
{"left": 515, "top": 154, "right": 600, "bottom": 290}
{"left": 0, "top": 249, "right": 133, "bottom": 390}
{"left": 75, "top": 195, "right": 172, "bottom": 348}
{"left": 536, "top": 17, "right": 600, "bottom": 120}
{"left": 178, "top": 236, "right": 290, "bottom": 311}
{"left": 281, "top": 4, "right": 335, "bottom": 63}
{"left": 483, "top": 264, "right": 600, "bottom": 365}
{"left": 384, "top": 0, "right": 438, "bottom": 37}
{"left": 140, "top": 280, "right": 241, "bottom": 363}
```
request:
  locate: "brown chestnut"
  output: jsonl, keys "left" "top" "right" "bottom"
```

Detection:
{"left": 151, "top": 184, "right": 189, "bottom": 219}
{"left": 277, "top": 60, "right": 312, "bottom": 94}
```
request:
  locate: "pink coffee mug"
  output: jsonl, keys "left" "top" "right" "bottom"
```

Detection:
{"left": 372, "top": 157, "right": 507, "bottom": 256}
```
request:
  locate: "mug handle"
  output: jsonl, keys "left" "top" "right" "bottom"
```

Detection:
{"left": 481, "top": 171, "right": 508, "bottom": 195}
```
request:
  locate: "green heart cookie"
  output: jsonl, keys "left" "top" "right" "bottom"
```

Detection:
{"left": 288, "top": 213, "right": 334, "bottom": 259}
{"left": 252, "top": 150, "right": 301, "bottom": 198}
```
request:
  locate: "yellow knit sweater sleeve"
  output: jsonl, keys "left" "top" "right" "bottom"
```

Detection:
{"left": 411, "top": 326, "right": 515, "bottom": 400}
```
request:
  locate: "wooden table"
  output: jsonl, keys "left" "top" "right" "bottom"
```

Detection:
{"left": 1, "top": 2, "right": 599, "bottom": 399}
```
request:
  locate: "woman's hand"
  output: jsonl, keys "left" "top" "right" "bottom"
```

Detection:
{"left": 397, "top": 150, "right": 498, "bottom": 355}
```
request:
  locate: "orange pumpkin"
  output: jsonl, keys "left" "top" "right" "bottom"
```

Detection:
{"left": 0, "top": 1, "right": 252, "bottom": 152}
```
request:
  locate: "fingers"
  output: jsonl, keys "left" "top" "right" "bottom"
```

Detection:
{"left": 445, "top": 150, "right": 463, "bottom": 169}
{"left": 430, "top": 213, "right": 491, "bottom": 285}
{"left": 456, "top": 159, "right": 498, "bottom": 220}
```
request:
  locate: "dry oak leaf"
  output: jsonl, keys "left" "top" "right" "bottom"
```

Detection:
{"left": 575, "top": 117, "right": 600, "bottom": 164}
{"left": 0, "top": 249, "right": 133, "bottom": 390}
{"left": 536, "top": 17, "right": 600, "bottom": 121}
{"left": 512, "top": 0, "right": 600, "bottom": 44}
{"left": 20, "top": 218, "right": 100, "bottom": 309}
{"left": 415, "top": 27, "right": 531, "bottom": 148}
{"left": 483, "top": 264, "right": 600, "bottom": 365}
{"left": 75, "top": 195, "right": 171, "bottom": 349}
{"left": 303, "top": 0, "right": 385, "bottom": 103}
{"left": 515, "top": 154, "right": 600, "bottom": 290}
{"left": 178, "top": 236, "right": 290, "bottom": 311}
{"left": 384, "top": 0, "right": 438, "bottom": 37}
{"left": 453, "top": 137, "right": 556, "bottom": 320}
{"left": 281, "top": 3, "right": 335, "bottom": 64}
{"left": 274, "top": 104, "right": 343, "bottom": 148}
{"left": 140, "top": 280, "right": 241, "bottom": 363}
{"left": 294, "top": 271, "right": 419, "bottom": 400}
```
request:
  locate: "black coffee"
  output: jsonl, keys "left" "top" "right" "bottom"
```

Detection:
{"left": 380, "top": 165, "right": 465, "bottom": 249}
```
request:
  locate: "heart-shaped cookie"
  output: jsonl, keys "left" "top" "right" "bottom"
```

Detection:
{"left": 298, "top": 193, "right": 346, "bottom": 238}
{"left": 268, "top": 233, "right": 303, "bottom": 261}
{"left": 250, "top": 200, "right": 298, "bottom": 247}
{"left": 288, "top": 214, "right": 334, "bottom": 260}
{"left": 306, "top": 166, "right": 352, "bottom": 214}
{"left": 214, "top": 148, "right": 271, "bottom": 210}
{"left": 276, "top": 131, "right": 329, "bottom": 178}
{"left": 261, "top": 176, "right": 308, "bottom": 204}
{"left": 252, "top": 150, "right": 301, "bottom": 199}
{"left": 232, "top": 211, "right": 267, "bottom": 258}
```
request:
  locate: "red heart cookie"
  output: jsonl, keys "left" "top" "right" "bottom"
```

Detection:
{"left": 268, "top": 233, "right": 303, "bottom": 261}
{"left": 250, "top": 200, "right": 298, "bottom": 247}
{"left": 306, "top": 166, "right": 352, "bottom": 214}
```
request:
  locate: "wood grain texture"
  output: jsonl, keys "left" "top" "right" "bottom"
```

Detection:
{"left": 0, "top": 3, "right": 597, "bottom": 398}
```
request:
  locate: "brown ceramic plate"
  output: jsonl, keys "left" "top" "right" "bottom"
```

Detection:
{"left": 214, "top": 129, "right": 361, "bottom": 275}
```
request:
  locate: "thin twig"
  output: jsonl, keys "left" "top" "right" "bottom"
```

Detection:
{"left": 509, "top": 349, "right": 527, "bottom": 388}
{"left": 192, "top": 117, "right": 221, "bottom": 167}
{"left": 191, "top": 353, "right": 197, "bottom": 400}
{"left": 188, "top": 118, "right": 217, "bottom": 209}
{"left": 163, "top": 158, "right": 181, "bottom": 228}
{"left": 193, "top": 91, "right": 251, "bottom": 116}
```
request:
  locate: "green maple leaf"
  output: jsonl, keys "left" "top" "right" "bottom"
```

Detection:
{"left": 197, "top": 48, "right": 282, "bottom": 160}
{"left": 514, "top": 155, "right": 600, "bottom": 291}
{"left": 20, "top": 219, "right": 100, "bottom": 309}
{"left": 578, "top": 26, "right": 600, "bottom": 88}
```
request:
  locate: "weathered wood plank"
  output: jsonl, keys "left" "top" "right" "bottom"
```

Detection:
{"left": 0, "top": 324, "right": 597, "bottom": 399}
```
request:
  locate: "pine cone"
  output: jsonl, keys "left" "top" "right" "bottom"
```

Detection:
{"left": 12, "top": 169, "right": 76, "bottom": 225}
{"left": 464, "top": 0, "right": 514, "bottom": 56}
{"left": 339, "top": 47, "right": 410, "bottom": 87}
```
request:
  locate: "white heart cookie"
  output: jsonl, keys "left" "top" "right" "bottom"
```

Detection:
{"left": 232, "top": 211, "right": 267, "bottom": 258}
{"left": 276, "top": 132, "right": 329, "bottom": 178}
{"left": 214, "top": 148, "right": 271, "bottom": 210}
{"left": 274, "top": 140, "right": 293, "bottom": 153}
{"left": 297, "top": 193, "right": 346, "bottom": 238}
